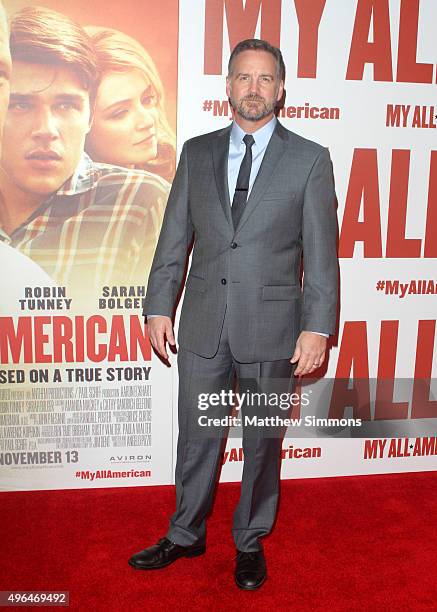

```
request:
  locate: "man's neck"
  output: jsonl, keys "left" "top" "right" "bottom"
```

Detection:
{"left": 233, "top": 112, "right": 275, "bottom": 134}
{"left": 0, "top": 170, "right": 46, "bottom": 236}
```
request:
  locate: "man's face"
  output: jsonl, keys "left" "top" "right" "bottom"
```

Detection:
{"left": 1, "top": 61, "right": 91, "bottom": 197}
{"left": 0, "top": 13, "right": 11, "bottom": 152}
{"left": 226, "top": 50, "right": 284, "bottom": 125}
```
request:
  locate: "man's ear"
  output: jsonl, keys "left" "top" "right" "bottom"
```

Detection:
{"left": 276, "top": 80, "right": 284, "bottom": 102}
{"left": 225, "top": 76, "right": 231, "bottom": 99}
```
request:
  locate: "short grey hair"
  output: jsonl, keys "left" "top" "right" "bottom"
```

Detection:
{"left": 228, "top": 38, "right": 285, "bottom": 82}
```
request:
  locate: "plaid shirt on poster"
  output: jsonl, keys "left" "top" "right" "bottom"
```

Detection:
{"left": 0, "top": 154, "right": 170, "bottom": 292}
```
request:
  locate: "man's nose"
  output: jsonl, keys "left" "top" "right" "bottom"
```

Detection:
{"left": 31, "top": 107, "right": 59, "bottom": 141}
{"left": 248, "top": 78, "right": 260, "bottom": 95}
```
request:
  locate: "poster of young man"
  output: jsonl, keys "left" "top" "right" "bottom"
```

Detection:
{"left": 0, "top": 1, "right": 178, "bottom": 490}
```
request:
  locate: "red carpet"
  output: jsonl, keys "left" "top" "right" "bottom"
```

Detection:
{"left": 1, "top": 472, "right": 437, "bottom": 611}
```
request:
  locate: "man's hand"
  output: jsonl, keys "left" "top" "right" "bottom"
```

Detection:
{"left": 147, "top": 316, "right": 176, "bottom": 362}
{"left": 290, "top": 331, "right": 327, "bottom": 376}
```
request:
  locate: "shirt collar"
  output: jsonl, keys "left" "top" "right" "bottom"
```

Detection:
{"left": 230, "top": 116, "right": 277, "bottom": 149}
{"left": 56, "top": 152, "right": 99, "bottom": 196}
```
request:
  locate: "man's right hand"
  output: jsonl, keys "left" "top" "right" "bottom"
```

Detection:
{"left": 147, "top": 316, "right": 176, "bottom": 362}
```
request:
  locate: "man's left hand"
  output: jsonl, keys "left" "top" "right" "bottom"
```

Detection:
{"left": 290, "top": 331, "right": 327, "bottom": 376}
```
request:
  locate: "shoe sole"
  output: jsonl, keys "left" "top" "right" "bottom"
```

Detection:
{"left": 128, "top": 546, "right": 206, "bottom": 570}
{"left": 235, "top": 574, "right": 267, "bottom": 590}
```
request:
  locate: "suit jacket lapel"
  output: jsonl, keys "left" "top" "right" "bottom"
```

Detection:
{"left": 235, "top": 122, "right": 287, "bottom": 234}
{"left": 212, "top": 126, "right": 233, "bottom": 229}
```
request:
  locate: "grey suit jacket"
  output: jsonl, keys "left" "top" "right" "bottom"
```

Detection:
{"left": 143, "top": 120, "right": 338, "bottom": 363}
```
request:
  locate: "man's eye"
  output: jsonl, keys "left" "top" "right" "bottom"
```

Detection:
{"left": 9, "top": 102, "right": 29, "bottom": 112}
{"left": 57, "top": 102, "right": 78, "bottom": 111}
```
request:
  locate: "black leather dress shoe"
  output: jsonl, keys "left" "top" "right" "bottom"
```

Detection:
{"left": 128, "top": 537, "right": 205, "bottom": 570}
{"left": 234, "top": 550, "right": 267, "bottom": 590}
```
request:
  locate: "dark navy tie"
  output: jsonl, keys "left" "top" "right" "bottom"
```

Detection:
{"left": 231, "top": 134, "right": 255, "bottom": 228}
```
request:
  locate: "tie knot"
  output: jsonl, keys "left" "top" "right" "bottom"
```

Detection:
{"left": 243, "top": 134, "right": 255, "bottom": 148}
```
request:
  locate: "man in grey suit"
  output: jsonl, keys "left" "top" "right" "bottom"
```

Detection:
{"left": 129, "top": 39, "right": 338, "bottom": 590}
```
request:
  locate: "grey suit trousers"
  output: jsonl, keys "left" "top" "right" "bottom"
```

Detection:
{"left": 167, "top": 307, "right": 295, "bottom": 552}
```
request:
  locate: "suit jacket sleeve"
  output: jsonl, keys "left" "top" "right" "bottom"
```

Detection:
{"left": 143, "top": 143, "right": 194, "bottom": 317}
{"left": 301, "top": 147, "right": 338, "bottom": 335}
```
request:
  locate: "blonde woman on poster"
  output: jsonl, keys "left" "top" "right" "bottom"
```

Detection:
{"left": 85, "top": 27, "right": 175, "bottom": 183}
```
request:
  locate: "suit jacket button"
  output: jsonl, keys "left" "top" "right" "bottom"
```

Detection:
{"left": 221, "top": 278, "right": 227, "bottom": 285}
{"left": 230, "top": 242, "right": 237, "bottom": 249}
